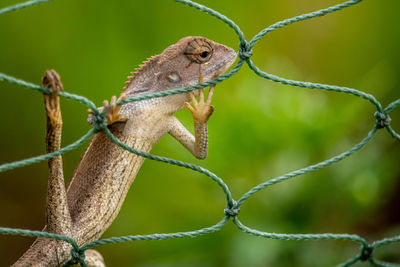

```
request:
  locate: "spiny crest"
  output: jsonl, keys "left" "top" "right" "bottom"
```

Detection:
{"left": 123, "top": 55, "right": 161, "bottom": 92}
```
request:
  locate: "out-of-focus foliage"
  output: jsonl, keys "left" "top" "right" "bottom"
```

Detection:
{"left": 0, "top": 0, "right": 399, "bottom": 266}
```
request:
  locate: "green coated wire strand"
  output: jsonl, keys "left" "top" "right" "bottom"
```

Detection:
{"left": 237, "top": 126, "right": 378, "bottom": 207}
{"left": 248, "top": 0, "right": 363, "bottom": 47}
{"left": 369, "top": 258, "right": 400, "bottom": 267}
{"left": 0, "top": 129, "right": 95, "bottom": 172}
{"left": 175, "top": 0, "right": 246, "bottom": 44}
{"left": 0, "top": 72, "right": 51, "bottom": 94}
{"left": 233, "top": 217, "right": 367, "bottom": 245}
{"left": 103, "top": 127, "right": 234, "bottom": 207}
{"left": 385, "top": 99, "right": 400, "bottom": 113}
{"left": 246, "top": 59, "right": 383, "bottom": 111}
{"left": 0, "top": 72, "right": 98, "bottom": 111}
{"left": 336, "top": 255, "right": 362, "bottom": 267}
{"left": 0, "top": 227, "right": 79, "bottom": 251}
{"left": 372, "top": 235, "right": 400, "bottom": 249}
{"left": 386, "top": 125, "right": 400, "bottom": 141}
{"left": 383, "top": 99, "right": 400, "bottom": 140}
{"left": 0, "top": 0, "right": 52, "bottom": 15}
{"left": 81, "top": 217, "right": 229, "bottom": 250}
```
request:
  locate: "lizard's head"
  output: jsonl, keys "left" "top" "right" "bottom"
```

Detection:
{"left": 158, "top": 36, "right": 237, "bottom": 89}
{"left": 123, "top": 36, "right": 237, "bottom": 101}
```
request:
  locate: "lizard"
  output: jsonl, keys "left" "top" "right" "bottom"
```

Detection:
{"left": 13, "top": 36, "right": 236, "bottom": 266}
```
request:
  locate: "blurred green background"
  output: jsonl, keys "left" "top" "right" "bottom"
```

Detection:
{"left": 1, "top": 0, "right": 399, "bottom": 266}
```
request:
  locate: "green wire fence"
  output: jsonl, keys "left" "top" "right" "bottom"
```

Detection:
{"left": 1, "top": 0, "right": 399, "bottom": 266}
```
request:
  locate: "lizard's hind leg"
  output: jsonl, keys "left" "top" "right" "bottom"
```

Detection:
{"left": 42, "top": 70, "right": 76, "bottom": 265}
{"left": 42, "top": 70, "right": 73, "bottom": 237}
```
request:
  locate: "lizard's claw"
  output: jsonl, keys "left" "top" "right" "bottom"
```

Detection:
{"left": 88, "top": 95, "right": 127, "bottom": 125}
{"left": 185, "top": 85, "right": 215, "bottom": 124}
{"left": 42, "top": 70, "right": 63, "bottom": 118}
{"left": 104, "top": 95, "right": 128, "bottom": 125}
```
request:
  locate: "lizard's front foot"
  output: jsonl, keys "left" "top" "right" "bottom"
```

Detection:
{"left": 185, "top": 85, "right": 215, "bottom": 124}
{"left": 103, "top": 95, "right": 128, "bottom": 125}
{"left": 88, "top": 95, "right": 127, "bottom": 125}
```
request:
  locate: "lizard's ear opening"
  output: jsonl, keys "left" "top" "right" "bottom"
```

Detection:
{"left": 167, "top": 72, "right": 181, "bottom": 83}
{"left": 184, "top": 38, "right": 213, "bottom": 64}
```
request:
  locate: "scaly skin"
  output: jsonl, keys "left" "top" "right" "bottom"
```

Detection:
{"left": 14, "top": 36, "right": 236, "bottom": 266}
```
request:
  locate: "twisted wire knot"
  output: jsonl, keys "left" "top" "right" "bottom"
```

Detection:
{"left": 92, "top": 112, "right": 108, "bottom": 132}
{"left": 359, "top": 245, "right": 373, "bottom": 261}
{"left": 238, "top": 41, "right": 253, "bottom": 60}
{"left": 69, "top": 247, "right": 86, "bottom": 265}
{"left": 224, "top": 201, "right": 240, "bottom": 217}
{"left": 374, "top": 111, "right": 391, "bottom": 129}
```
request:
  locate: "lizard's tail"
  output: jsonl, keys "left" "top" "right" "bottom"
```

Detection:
{"left": 12, "top": 238, "right": 105, "bottom": 267}
{"left": 12, "top": 238, "right": 71, "bottom": 267}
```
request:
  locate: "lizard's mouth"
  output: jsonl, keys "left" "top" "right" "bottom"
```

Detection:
{"left": 202, "top": 46, "right": 237, "bottom": 82}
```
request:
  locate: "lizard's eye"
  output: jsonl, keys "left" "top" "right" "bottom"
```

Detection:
{"left": 200, "top": 51, "right": 209, "bottom": 58}
{"left": 184, "top": 38, "right": 213, "bottom": 64}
